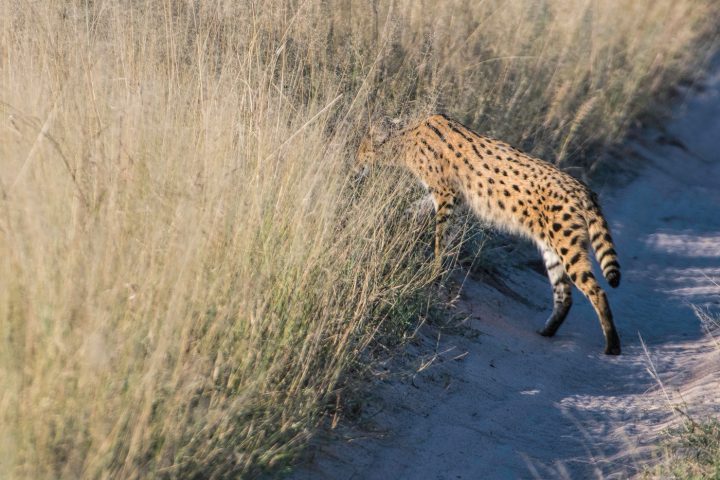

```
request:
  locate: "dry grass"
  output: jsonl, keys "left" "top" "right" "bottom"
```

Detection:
{"left": 643, "top": 308, "right": 720, "bottom": 479}
{"left": 661, "top": 420, "right": 720, "bottom": 479}
{"left": 0, "top": 1, "right": 718, "bottom": 478}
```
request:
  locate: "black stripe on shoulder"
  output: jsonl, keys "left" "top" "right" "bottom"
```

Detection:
{"left": 448, "top": 123, "right": 475, "bottom": 143}
{"left": 427, "top": 122, "right": 446, "bottom": 142}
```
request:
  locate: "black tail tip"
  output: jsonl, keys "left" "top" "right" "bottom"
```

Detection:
{"left": 606, "top": 271, "right": 620, "bottom": 288}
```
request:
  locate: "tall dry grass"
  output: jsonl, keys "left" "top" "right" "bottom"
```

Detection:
{"left": 0, "top": 1, "right": 717, "bottom": 478}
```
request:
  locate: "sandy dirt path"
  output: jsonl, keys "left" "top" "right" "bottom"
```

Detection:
{"left": 293, "top": 72, "right": 720, "bottom": 479}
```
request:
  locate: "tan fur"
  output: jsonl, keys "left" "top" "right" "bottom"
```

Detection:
{"left": 356, "top": 114, "right": 622, "bottom": 355}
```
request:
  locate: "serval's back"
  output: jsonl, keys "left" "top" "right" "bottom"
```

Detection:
{"left": 356, "top": 114, "right": 622, "bottom": 355}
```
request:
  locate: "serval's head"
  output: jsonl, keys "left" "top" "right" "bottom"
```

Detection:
{"left": 353, "top": 117, "right": 397, "bottom": 180}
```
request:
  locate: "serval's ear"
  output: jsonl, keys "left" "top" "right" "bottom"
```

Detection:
{"left": 369, "top": 116, "right": 401, "bottom": 145}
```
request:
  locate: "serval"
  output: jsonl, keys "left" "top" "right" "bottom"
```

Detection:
{"left": 355, "top": 114, "right": 622, "bottom": 355}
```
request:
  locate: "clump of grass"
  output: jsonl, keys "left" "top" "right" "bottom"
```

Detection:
{"left": 0, "top": 1, "right": 718, "bottom": 478}
{"left": 642, "top": 307, "right": 720, "bottom": 479}
{"left": 664, "top": 420, "right": 720, "bottom": 479}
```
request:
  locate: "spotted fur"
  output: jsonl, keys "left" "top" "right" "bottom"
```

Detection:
{"left": 356, "top": 114, "right": 622, "bottom": 355}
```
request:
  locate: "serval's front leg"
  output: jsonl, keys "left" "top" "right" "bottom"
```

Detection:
{"left": 431, "top": 188, "right": 457, "bottom": 262}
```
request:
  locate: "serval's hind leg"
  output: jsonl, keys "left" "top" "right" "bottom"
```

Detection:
{"left": 538, "top": 247, "right": 573, "bottom": 337}
{"left": 561, "top": 249, "right": 621, "bottom": 355}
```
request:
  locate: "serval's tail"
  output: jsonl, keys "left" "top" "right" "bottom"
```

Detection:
{"left": 584, "top": 194, "right": 621, "bottom": 288}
